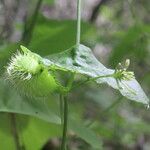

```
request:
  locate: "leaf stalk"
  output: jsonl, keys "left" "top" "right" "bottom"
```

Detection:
{"left": 60, "top": 95, "right": 68, "bottom": 150}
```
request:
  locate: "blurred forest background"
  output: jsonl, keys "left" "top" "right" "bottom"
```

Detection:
{"left": 0, "top": 0, "right": 150, "bottom": 150}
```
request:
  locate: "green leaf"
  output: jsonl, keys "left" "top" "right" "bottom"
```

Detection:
{"left": 0, "top": 79, "right": 101, "bottom": 148}
{"left": 114, "top": 79, "right": 149, "bottom": 105}
{"left": 0, "top": 95, "right": 101, "bottom": 149}
{"left": 0, "top": 113, "right": 101, "bottom": 149}
{"left": 0, "top": 113, "right": 16, "bottom": 150}
{"left": 18, "top": 115, "right": 61, "bottom": 150}
{"left": 47, "top": 44, "right": 114, "bottom": 81}
{"left": 29, "top": 18, "right": 96, "bottom": 56}
{"left": 0, "top": 113, "right": 61, "bottom": 150}
{"left": 46, "top": 44, "right": 149, "bottom": 105}
{"left": 0, "top": 79, "right": 61, "bottom": 124}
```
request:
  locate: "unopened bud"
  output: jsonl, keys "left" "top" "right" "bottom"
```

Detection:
{"left": 125, "top": 59, "right": 130, "bottom": 69}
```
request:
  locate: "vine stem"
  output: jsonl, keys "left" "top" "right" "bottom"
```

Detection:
{"left": 60, "top": 74, "right": 74, "bottom": 150}
{"left": 10, "top": 114, "right": 22, "bottom": 150}
{"left": 60, "top": 0, "right": 81, "bottom": 149}
{"left": 76, "top": 0, "right": 81, "bottom": 46}
{"left": 59, "top": 94, "right": 64, "bottom": 124}
{"left": 22, "top": 0, "right": 43, "bottom": 45}
{"left": 60, "top": 95, "right": 68, "bottom": 150}
{"left": 71, "top": 73, "right": 115, "bottom": 90}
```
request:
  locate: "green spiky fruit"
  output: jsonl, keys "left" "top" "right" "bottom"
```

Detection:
{"left": 6, "top": 46, "right": 58, "bottom": 97}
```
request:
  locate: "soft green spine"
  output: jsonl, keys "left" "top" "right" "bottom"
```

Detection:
{"left": 6, "top": 46, "right": 59, "bottom": 97}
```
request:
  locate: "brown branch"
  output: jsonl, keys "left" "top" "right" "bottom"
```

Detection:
{"left": 89, "top": 0, "right": 108, "bottom": 23}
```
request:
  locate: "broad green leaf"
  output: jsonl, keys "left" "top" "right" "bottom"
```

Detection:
{"left": 29, "top": 18, "right": 96, "bottom": 56}
{"left": 19, "top": 116, "right": 61, "bottom": 150}
{"left": 0, "top": 113, "right": 61, "bottom": 150}
{"left": 0, "top": 79, "right": 61, "bottom": 124}
{"left": 46, "top": 44, "right": 149, "bottom": 105}
{"left": 114, "top": 79, "right": 149, "bottom": 105}
{"left": 0, "top": 79, "right": 101, "bottom": 148}
{"left": 0, "top": 113, "right": 16, "bottom": 150}
{"left": 0, "top": 113, "right": 101, "bottom": 149}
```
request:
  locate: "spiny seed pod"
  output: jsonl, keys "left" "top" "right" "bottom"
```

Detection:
{"left": 5, "top": 46, "right": 58, "bottom": 97}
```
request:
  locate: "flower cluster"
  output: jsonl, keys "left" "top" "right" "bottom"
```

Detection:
{"left": 114, "top": 59, "right": 135, "bottom": 81}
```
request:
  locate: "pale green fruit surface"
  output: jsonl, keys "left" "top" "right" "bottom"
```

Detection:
{"left": 6, "top": 46, "right": 59, "bottom": 97}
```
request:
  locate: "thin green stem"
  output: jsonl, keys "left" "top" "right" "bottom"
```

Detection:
{"left": 88, "top": 74, "right": 114, "bottom": 82}
{"left": 10, "top": 114, "right": 22, "bottom": 150}
{"left": 102, "top": 96, "right": 123, "bottom": 114}
{"left": 85, "top": 98, "right": 123, "bottom": 128}
{"left": 61, "top": 95, "right": 68, "bottom": 150}
{"left": 60, "top": 74, "right": 74, "bottom": 149}
{"left": 71, "top": 73, "right": 115, "bottom": 90}
{"left": 59, "top": 94, "right": 64, "bottom": 124}
{"left": 76, "top": 0, "right": 81, "bottom": 46}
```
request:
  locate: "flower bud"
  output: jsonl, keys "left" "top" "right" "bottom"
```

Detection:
{"left": 125, "top": 59, "right": 130, "bottom": 69}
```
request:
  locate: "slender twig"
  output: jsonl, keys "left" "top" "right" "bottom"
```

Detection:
{"left": 61, "top": 96, "right": 68, "bottom": 150}
{"left": 86, "top": 97, "right": 123, "bottom": 128}
{"left": 10, "top": 114, "right": 22, "bottom": 150}
{"left": 90, "top": 0, "right": 108, "bottom": 23}
{"left": 102, "top": 96, "right": 123, "bottom": 114}
{"left": 76, "top": 0, "right": 81, "bottom": 46}
{"left": 22, "top": 0, "right": 43, "bottom": 45}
